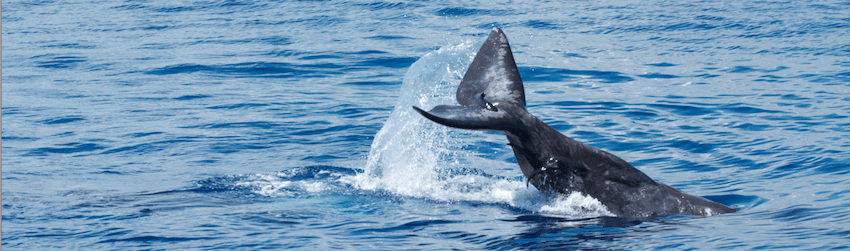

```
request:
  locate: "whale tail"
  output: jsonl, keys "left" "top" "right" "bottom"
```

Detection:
{"left": 413, "top": 28, "right": 526, "bottom": 131}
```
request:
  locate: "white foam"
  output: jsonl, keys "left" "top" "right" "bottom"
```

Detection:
{"left": 236, "top": 173, "right": 295, "bottom": 197}
{"left": 236, "top": 173, "right": 329, "bottom": 197}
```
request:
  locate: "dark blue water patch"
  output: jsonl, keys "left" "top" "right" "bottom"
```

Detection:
{"left": 523, "top": 20, "right": 560, "bottom": 30}
{"left": 41, "top": 42, "right": 97, "bottom": 49}
{"left": 732, "top": 123, "right": 773, "bottom": 131}
{"left": 661, "top": 95, "right": 698, "bottom": 100}
{"left": 779, "top": 94, "right": 806, "bottom": 100}
{"left": 694, "top": 73, "right": 721, "bottom": 78}
{"left": 207, "top": 103, "right": 270, "bottom": 110}
{"left": 662, "top": 22, "right": 722, "bottom": 32}
{"left": 126, "top": 132, "right": 164, "bottom": 138}
{"left": 136, "top": 42, "right": 177, "bottom": 50}
{"left": 189, "top": 36, "right": 291, "bottom": 46}
{"left": 760, "top": 114, "right": 815, "bottom": 122}
{"left": 754, "top": 75, "right": 789, "bottom": 83}
{"left": 188, "top": 121, "right": 283, "bottom": 130}
{"left": 549, "top": 100, "right": 626, "bottom": 110}
{"left": 2, "top": 136, "right": 39, "bottom": 141}
{"left": 647, "top": 36, "right": 715, "bottom": 45}
{"left": 812, "top": 158, "right": 850, "bottom": 175}
{"left": 637, "top": 73, "right": 680, "bottom": 79}
{"left": 301, "top": 154, "right": 349, "bottom": 161}
{"left": 434, "top": 7, "right": 488, "bottom": 17}
{"left": 329, "top": 105, "right": 387, "bottom": 118}
{"left": 492, "top": 216, "right": 648, "bottom": 250}
{"left": 647, "top": 63, "right": 677, "bottom": 67}
{"left": 768, "top": 98, "right": 806, "bottom": 109}
{"left": 142, "top": 24, "right": 177, "bottom": 31}
{"left": 503, "top": 215, "right": 642, "bottom": 228}
{"left": 192, "top": 159, "right": 219, "bottom": 164}
{"left": 357, "top": 56, "right": 419, "bottom": 69}
{"left": 768, "top": 206, "right": 821, "bottom": 222}
{"left": 97, "top": 235, "right": 215, "bottom": 244}
{"left": 519, "top": 67, "right": 635, "bottom": 84}
{"left": 210, "top": 142, "right": 273, "bottom": 154}
{"left": 111, "top": 4, "right": 146, "bottom": 11}
{"left": 205, "top": 0, "right": 263, "bottom": 11}
{"left": 95, "top": 169, "right": 125, "bottom": 175}
{"left": 144, "top": 53, "right": 415, "bottom": 77}
{"left": 111, "top": 0, "right": 266, "bottom": 14}
{"left": 356, "top": 1, "right": 420, "bottom": 11}
{"left": 33, "top": 55, "right": 87, "bottom": 69}
{"left": 353, "top": 219, "right": 458, "bottom": 234}
{"left": 345, "top": 50, "right": 390, "bottom": 56}
{"left": 100, "top": 139, "right": 194, "bottom": 155}
{"left": 655, "top": 158, "right": 720, "bottom": 173}
{"left": 596, "top": 18, "right": 756, "bottom": 36}
{"left": 238, "top": 213, "right": 301, "bottom": 226}
{"left": 144, "top": 62, "right": 346, "bottom": 78}
{"left": 2, "top": 106, "right": 23, "bottom": 115}
{"left": 723, "top": 66, "right": 789, "bottom": 74}
{"left": 27, "top": 142, "right": 107, "bottom": 156}
{"left": 647, "top": 103, "right": 716, "bottom": 116}
{"left": 174, "top": 94, "right": 212, "bottom": 100}
{"left": 286, "top": 15, "right": 349, "bottom": 29}
{"left": 668, "top": 139, "right": 716, "bottom": 154}
{"left": 810, "top": 71, "right": 850, "bottom": 84}
{"left": 297, "top": 53, "right": 343, "bottom": 60}
{"left": 367, "top": 35, "right": 413, "bottom": 40}
{"left": 342, "top": 81, "right": 398, "bottom": 86}
{"left": 562, "top": 52, "right": 587, "bottom": 58}
{"left": 695, "top": 15, "right": 726, "bottom": 21}
{"left": 824, "top": 113, "right": 850, "bottom": 120}
{"left": 152, "top": 6, "right": 196, "bottom": 13}
{"left": 437, "top": 231, "right": 497, "bottom": 247}
{"left": 289, "top": 125, "right": 366, "bottom": 136}
{"left": 768, "top": 155, "right": 842, "bottom": 178}
{"left": 816, "top": 190, "right": 850, "bottom": 203}
{"left": 254, "top": 36, "right": 291, "bottom": 46}
{"left": 718, "top": 103, "right": 784, "bottom": 114}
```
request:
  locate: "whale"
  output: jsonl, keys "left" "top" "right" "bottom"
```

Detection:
{"left": 412, "top": 28, "right": 736, "bottom": 217}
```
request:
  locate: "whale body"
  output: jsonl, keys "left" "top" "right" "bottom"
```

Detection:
{"left": 413, "top": 28, "right": 736, "bottom": 217}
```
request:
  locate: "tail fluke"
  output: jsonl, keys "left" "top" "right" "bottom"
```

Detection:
{"left": 412, "top": 105, "right": 517, "bottom": 131}
{"left": 456, "top": 27, "right": 526, "bottom": 108}
{"left": 413, "top": 28, "right": 527, "bottom": 132}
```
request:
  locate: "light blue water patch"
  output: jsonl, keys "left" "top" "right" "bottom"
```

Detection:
{"left": 3, "top": 0, "right": 850, "bottom": 249}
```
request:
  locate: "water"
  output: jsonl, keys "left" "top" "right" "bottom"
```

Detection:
{"left": 3, "top": 0, "right": 849, "bottom": 249}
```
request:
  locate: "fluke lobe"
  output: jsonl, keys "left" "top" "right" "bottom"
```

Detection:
{"left": 412, "top": 28, "right": 736, "bottom": 217}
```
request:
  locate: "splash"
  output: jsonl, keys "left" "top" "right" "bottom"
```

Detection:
{"left": 345, "top": 41, "right": 612, "bottom": 218}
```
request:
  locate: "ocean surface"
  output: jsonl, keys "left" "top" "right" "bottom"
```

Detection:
{"left": 3, "top": 0, "right": 850, "bottom": 249}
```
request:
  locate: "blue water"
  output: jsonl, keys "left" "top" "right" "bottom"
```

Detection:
{"left": 3, "top": 0, "right": 850, "bottom": 249}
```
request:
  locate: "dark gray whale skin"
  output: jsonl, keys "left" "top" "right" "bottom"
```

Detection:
{"left": 413, "top": 28, "right": 736, "bottom": 217}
